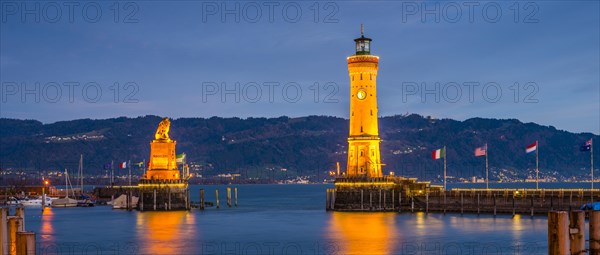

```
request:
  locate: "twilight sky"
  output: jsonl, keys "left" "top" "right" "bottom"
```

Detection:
{"left": 1, "top": 1, "right": 598, "bottom": 134}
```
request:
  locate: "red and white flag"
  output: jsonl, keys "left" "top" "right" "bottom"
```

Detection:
{"left": 475, "top": 145, "right": 487, "bottom": 157}
{"left": 525, "top": 141, "right": 538, "bottom": 153}
{"left": 119, "top": 162, "right": 127, "bottom": 169}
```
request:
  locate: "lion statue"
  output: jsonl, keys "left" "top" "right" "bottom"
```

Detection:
{"left": 155, "top": 117, "right": 171, "bottom": 140}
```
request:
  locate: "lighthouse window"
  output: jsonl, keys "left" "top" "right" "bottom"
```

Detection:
{"left": 360, "top": 151, "right": 363, "bottom": 156}
{"left": 370, "top": 110, "right": 373, "bottom": 116}
{"left": 352, "top": 76, "right": 354, "bottom": 81}
{"left": 360, "top": 74, "right": 363, "bottom": 80}
{"left": 370, "top": 74, "right": 372, "bottom": 80}
{"left": 360, "top": 126, "right": 363, "bottom": 132}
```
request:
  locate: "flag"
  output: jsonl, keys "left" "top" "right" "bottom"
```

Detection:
{"left": 135, "top": 161, "right": 144, "bottom": 167}
{"left": 103, "top": 163, "right": 111, "bottom": 170}
{"left": 475, "top": 145, "right": 487, "bottom": 157}
{"left": 432, "top": 148, "right": 445, "bottom": 160}
{"left": 119, "top": 162, "right": 127, "bottom": 169}
{"left": 580, "top": 139, "right": 592, "bottom": 152}
{"left": 526, "top": 141, "right": 538, "bottom": 153}
{"left": 176, "top": 153, "right": 186, "bottom": 164}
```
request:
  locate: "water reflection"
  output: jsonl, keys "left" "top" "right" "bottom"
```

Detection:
{"left": 135, "top": 211, "right": 197, "bottom": 254}
{"left": 327, "top": 212, "right": 398, "bottom": 255}
{"left": 40, "top": 208, "right": 54, "bottom": 242}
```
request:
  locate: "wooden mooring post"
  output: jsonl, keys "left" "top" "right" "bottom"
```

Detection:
{"left": 0, "top": 207, "right": 36, "bottom": 255}
{"left": 493, "top": 194, "right": 496, "bottom": 216}
{"left": 227, "top": 187, "right": 232, "bottom": 208}
{"left": 590, "top": 210, "right": 600, "bottom": 255}
{"left": 425, "top": 192, "right": 429, "bottom": 214}
{"left": 369, "top": 191, "right": 373, "bottom": 211}
{"left": 569, "top": 210, "right": 585, "bottom": 255}
{"left": 8, "top": 216, "right": 21, "bottom": 255}
{"left": 1, "top": 207, "right": 7, "bottom": 255}
{"left": 234, "top": 188, "right": 238, "bottom": 207}
{"left": 460, "top": 193, "right": 464, "bottom": 215}
{"left": 200, "top": 189, "right": 205, "bottom": 210}
{"left": 398, "top": 191, "right": 401, "bottom": 213}
{"left": 153, "top": 189, "right": 157, "bottom": 211}
{"left": 360, "top": 190, "right": 364, "bottom": 211}
{"left": 548, "top": 211, "right": 569, "bottom": 255}
{"left": 215, "top": 189, "right": 220, "bottom": 209}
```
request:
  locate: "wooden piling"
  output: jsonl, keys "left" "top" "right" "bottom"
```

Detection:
{"left": 569, "top": 210, "right": 585, "bottom": 255}
{"left": 512, "top": 195, "right": 516, "bottom": 216}
{"left": 326, "top": 189, "right": 331, "bottom": 210}
{"left": 227, "top": 187, "right": 232, "bottom": 208}
{"left": 529, "top": 196, "right": 534, "bottom": 217}
{"left": 234, "top": 188, "right": 238, "bottom": 207}
{"left": 383, "top": 190, "right": 386, "bottom": 210}
{"left": 140, "top": 190, "right": 144, "bottom": 211}
{"left": 391, "top": 190, "right": 395, "bottom": 210}
{"left": 369, "top": 191, "right": 373, "bottom": 210}
{"left": 41, "top": 193, "right": 46, "bottom": 211}
{"left": 477, "top": 193, "right": 480, "bottom": 215}
{"left": 15, "top": 208, "right": 24, "bottom": 231}
{"left": 443, "top": 192, "right": 446, "bottom": 214}
{"left": 460, "top": 193, "right": 464, "bottom": 215}
{"left": 168, "top": 188, "right": 172, "bottom": 210}
{"left": 398, "top": 191, "right": 401, "bottom": 213}
{"left": 8, "top": 217, "right": 21, "bottom": 255}
{"left": 425, "top": 192, "right": 429, "bottom": 214}
{"left": 361, "top": 190, "right": 364, "bottom": 211}
{"left": 200, "top": 189, "right": 205, "bottom": 210}
{"left": 590, "top": 210, "right": 600, "bottom": 255}
{"left": 1, "top": 208, "right": 8, "bottom": 255}
{"left": 493, "top": 194, "right": 497, "bottom": 216}
{"left": 216, "top": 189, "right": 220, "bottom": 209}
{"left": 153, "top": 189, "right": 157, "bottom": 211}
{"left": 331, "top": 190, "right": 335, "bottom": 210}
{"left": 16, "top": 231, "right": 35, "bottom": 255}
{"left": 548, "top": 211, "right": 569, "bottom": 255}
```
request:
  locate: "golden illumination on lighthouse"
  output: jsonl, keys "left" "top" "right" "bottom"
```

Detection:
{"left": 346, "top": 25, "right": 383, "bottom": 178}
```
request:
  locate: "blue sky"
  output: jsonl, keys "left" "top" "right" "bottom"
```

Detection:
{"left": 1, "top": 1, "right": 598, "bottom": 134}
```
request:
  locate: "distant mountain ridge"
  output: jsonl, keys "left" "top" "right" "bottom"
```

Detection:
{"left": 0, "top": 115, "right": 597, "bottom": 182}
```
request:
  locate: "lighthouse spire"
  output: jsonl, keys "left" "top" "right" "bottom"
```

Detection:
{"left": 360, "top": 24, "right": 364, "bottom": 36}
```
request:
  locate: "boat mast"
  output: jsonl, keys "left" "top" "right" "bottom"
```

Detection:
{"left": 79, "top": 154, "right": 84, "bottom": 195}
{"left": 64, "top": 168, "right": 68, "bottom": 198}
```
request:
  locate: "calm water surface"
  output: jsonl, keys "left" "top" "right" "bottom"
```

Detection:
{"left": 18, "top": 184, "right": 567, "bottom": 254}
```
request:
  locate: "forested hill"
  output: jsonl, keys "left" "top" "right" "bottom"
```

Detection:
{"left": 0, "top": 115, "right": 597, "bottom": 181}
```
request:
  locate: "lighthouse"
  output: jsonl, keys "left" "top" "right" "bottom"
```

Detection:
{"left": 346, "top": 25, "right": 383, "bottom": 178}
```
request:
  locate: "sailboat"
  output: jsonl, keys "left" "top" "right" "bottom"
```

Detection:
{"left": 76, "top": 154, "right": 95, "bottom": 207}
{"left": 51, "top": 168, "right": 78, "bottom": 207}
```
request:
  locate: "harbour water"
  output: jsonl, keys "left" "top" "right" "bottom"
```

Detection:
{"left": 18, "top": 184, "right": 595, "bottom": 254}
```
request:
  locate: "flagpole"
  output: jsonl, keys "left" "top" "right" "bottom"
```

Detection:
{"left": 536, "top": 140, "right": 539, "bottom": 190}
{"left": 111, "top": 160, "right": 114, "bottom": 187}
{"left": 143, "top": 159, "right": 146, "bottom": 178}
{"left": 591, "top": 138, "right": 594, "bottom": 190}
{"left": 485, "top": 143, "right": 489, "bottom": 190}
{"left": 443, "top": 145, "right": 447, "bottom": 191}
{"left": 128, "top": 160, "right": 132, "bottom": 186}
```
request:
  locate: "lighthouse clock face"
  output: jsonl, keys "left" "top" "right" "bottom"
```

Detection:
{"left": 357, "top": 90, "right": 367, "bottom": 100}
